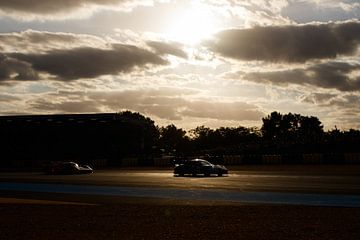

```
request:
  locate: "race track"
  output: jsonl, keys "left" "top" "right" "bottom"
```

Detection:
{"left": 1, "top": 166, "right": 360, "bottom": 206}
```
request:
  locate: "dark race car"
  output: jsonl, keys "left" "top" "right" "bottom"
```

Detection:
{"left": 174, "top": 159, "right": 228, "bottom": 177}
{"left": 44, "top": 161, "right": 93, "bottom": 175}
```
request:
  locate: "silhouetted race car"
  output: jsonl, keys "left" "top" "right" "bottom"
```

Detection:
{"left": 174, "top": 159, "right": 228, "bottom": 177}
{"left": 44, "top": 162, "right": 93, "bottom": 175}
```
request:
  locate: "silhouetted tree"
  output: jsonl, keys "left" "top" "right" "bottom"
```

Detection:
{"left": 188, "top": 125, "right": 261, "bottom": 153}
{"left": 190, "top": 126, "right": 219, "bottom": 150}
{"left": 159, "top": 124, "right": 189, "bottom": 153}
{"left": 261, "top": 111, "right": 284, "bottom": 142}
{"left": 324, "top": 127, "right": 360, "bottom": 153}
{"left": 298, "top": 115, "right": 324, "bottom": 144}
{"left": 117, "top": 111, "right": 159, "bottom": 154}
{"left": 262, "top": 111, "right": 324, "bottom": 145}
{"left": 280, "top": 113, "right": 301, "bottom": 143}
{"left": 216, "top": 126, "right": 260, "bottom": 146}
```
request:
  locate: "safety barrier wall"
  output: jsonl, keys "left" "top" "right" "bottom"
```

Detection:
{"left": 87, "top": 153, "right": 360, "bottom": 166}
{"left": 223, "top": 155, "right": 242, "bottom": 165}
{"left": 12, "top": 159, "right": 26, "bottom": 168}
{"left": 262, "top": 155, "right": 282, "bottom": 164}
{"left": 153, "top": 157, "right": 173, "bottom": 166}
{"left": 323, "top": 153, "right": 344, "bottom": 164}
{"left": 302, "top": 154, "right": 323, "bottom": 164}
{"left": 3, "top": 153, "right": 360, "bottom": 169}
{"left": 218, "top": 153, "right": 359, "bottom": 165}
{"left": 344, "top": 153, "right": 360, "bottom": 164}
{"left": 121, "top": 157, "right": 138, "bottom": 167}
{"left": 90, "top": 159, "right": 108, "bottom": 168}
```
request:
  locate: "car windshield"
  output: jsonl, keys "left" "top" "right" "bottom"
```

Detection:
{"left": 66, "top": 162, "right": 79, "bottom": 168}
{"left": 200, "top": 160, "right": 212, "bottom": 166}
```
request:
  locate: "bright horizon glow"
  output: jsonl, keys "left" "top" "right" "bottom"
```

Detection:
{"left": 165, "top": 6, "right": 220, "bottom": 45}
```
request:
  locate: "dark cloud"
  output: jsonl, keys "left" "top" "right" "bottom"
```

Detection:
{"left": 9, "top": 44, "right": 167, "bottom": 80}
{"left": 301, "top": 92, "right": 360, "bottom": 125}
{"left": 0, "top": 0, "right": 135, "bottom": 14}
{"left": 147, "top": 41, "right": 187, "bottom": 59}
{"left": 241, "top": 61, "right": 360, "bottom": 91}
{"left": 0, "top": 54, "right": 39, "bottom": 81}
{"left": 206, "top": 21, "right": 360, "bottom": 62}
{"left": 328, "top": 94, "right": 360, "bottom": 109}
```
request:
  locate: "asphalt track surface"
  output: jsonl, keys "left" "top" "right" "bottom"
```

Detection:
{"left": 1, "top": 166, "right": 360, "bottom": 240}
{"left": 1, "top": 165, "right": 360, "bottom": 204}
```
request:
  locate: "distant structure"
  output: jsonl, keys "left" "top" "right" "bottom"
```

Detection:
{"left": 0, "top": 113, "right": 153, "bottom": 169}
{"left": 0, "top": 113, "right": 120, "bottom": 123}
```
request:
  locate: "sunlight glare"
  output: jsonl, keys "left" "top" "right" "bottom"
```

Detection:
{"left": 166, "top": 6, "right": 219, "bottom": 45}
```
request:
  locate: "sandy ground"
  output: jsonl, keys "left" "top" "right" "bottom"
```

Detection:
{"left": 0, "top": 200, "right": 360, "bottom": 240}
{"left": 0, "top": 197, "right": 95, "bottom": 205}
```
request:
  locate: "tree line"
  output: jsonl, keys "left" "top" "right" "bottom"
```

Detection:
{"left": 0, "top": 110, "right": 359, "bottom": 167}
{"left": 157, "top": 111, "right": 360, "bottom": 156}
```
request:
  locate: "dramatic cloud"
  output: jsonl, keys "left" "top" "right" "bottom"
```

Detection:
{"left": 0, "top": 54, "right": 39, "bottom": 81}
{"left": 147, "top": 41, "right": 187, "bottom": 59}
{"left": 29, "top": 88, "right": 263, "bottom": 122}
{"left": 329, "top": 94, "right": 360, "bottom": 109}
{"left": 206, "top": 21, "right": 360, "bottom": 62}
{"left": 240, "top": 61, "right": 360, "bottom": 91}
{"left": 302, "top": 92, "right": 338, "bottom": 105}
{"left": 200, "top": 0, "right": 292, "bottom": 26}
{"left": 0, "top": 93, "right": 20, "bottom": 102}
{"left": 0, "top": 0, "right": 152, "bottom": 20}
{"left": 0, "top": 30, "right": 176, "bottom": 81}
{"left": 30, "top": 99, "right": 101, "bottom": 113}
{"left": 0, "top": 30, "right": 107, "bottom": 53}
{"left": 0, "top": 1, "right": 359, "bottom": 130}
{"left": 180, "top": 100, "right": 264, "bottom": 121}
{"left": 300, "top": 91, "right": 360, "bottom": 129}
{"left": 301, "top": 92, "right": 360, "bottom": 116}
{"left": 204, "top": 0, "right": 289, "bottom": 14}
{"left": 5, "top": 44, "right": 166, "bottom": 81}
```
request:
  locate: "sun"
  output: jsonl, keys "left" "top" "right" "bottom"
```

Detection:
{"left": 165, "top": 6, "right": 220, "bottom": 45}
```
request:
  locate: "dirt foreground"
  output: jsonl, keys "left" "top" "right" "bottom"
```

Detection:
{"left": 1, "top": 200, "right": 359, "bottom": 240}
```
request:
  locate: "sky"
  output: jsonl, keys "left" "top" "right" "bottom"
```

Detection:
{"left": 0, "top": 0, "right": 359, "bottom": 130}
